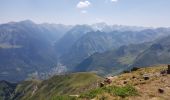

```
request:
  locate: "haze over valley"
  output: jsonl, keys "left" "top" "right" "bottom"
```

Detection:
{"left": 0, "top": 20, "right": 170, "bottom": 82}
{"left": 0, "top": 0, "right": 170, "bottom": 100}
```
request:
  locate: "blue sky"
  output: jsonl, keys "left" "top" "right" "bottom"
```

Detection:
{"left": 0, "top": 0, "right": 170, "bottom": 27}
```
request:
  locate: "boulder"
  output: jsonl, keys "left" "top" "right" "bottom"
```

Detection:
{"left": 160, "top": 70, "right": 167, "bottom": 75}
{"left": 100, "top": 82, "right": 105, "bottom": 87}
{"left": 104, "top": 79, "right": 112, "bottom": 84}
{"left": 132, "top": 76, "right": 136, "bottom": 79}
{"left": 158, "top": 88, "right": 164, "bottom": 93}
{"left": 123, "top": 81, "right": 127, "bottom": 84}
{"left": 143, "top": 74, "right": 150, "bottom": 80}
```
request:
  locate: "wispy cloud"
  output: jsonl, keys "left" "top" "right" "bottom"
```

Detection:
{"left": 76, "top": 1, "right": 91, "bottom": 9}
{"left": 81, "top": 10, "right": 87, "bottom": 14}
{"left": 110, "top": 0, "right": 118, "bottom": 3}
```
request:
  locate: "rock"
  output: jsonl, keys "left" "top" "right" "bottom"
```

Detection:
{"left": 100, "top": 82, "right": 105, "bottom": 87}
{"left": 106, "top": 76, "right": 114, "bottom": 80}
{"left": 104, "top": 77, "right": 113, "bottom": 84}
{"left": 160, "top": 70, "right": 167, "bottom": 76}
{"left": 104, "top": 79, "right": 112, "bottom": 84}
{"left": 158, "top": 88, "right": 164, "bottom": 93}
{"left": 160, "top": 70, "right": 166, "bottom": 74}
{"left": 123, "top": 81, "right": 127, "bottom": 84}
{"left": 143, "top": 74, "right": 150, "bottom": 80}
{"left": 132, "top": 76, "right": 136, "bottom": 79}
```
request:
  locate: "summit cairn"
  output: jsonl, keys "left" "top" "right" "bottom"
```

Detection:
{"left": 167, "top": 65, "right": 170, "bottom": 74}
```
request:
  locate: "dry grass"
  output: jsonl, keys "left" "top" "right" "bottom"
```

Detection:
{"left": 97, "top": 65, "right": 170, "bottom": 100}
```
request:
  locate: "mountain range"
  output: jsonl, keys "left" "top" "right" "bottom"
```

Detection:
{"left": 0, "top": 20, "right": 170, "bottom": 82}
{"left": 75, "top": 33, "right": 170, "bottom": 75}
{"left": 60, "top": 28, "right": 170, "bottom": 70}
{"left": 0, "top": 20, "right": 70, "bottom": 82}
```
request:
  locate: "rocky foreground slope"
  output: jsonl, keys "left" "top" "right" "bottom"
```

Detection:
{"left": 79, "top": 65, "right": 170, "bottom": 100}
{"left": 0, "top": 65, "right": 170, "bottom": 100}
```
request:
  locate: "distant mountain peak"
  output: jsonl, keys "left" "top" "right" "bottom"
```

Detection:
{"left": 93, "top": 22, "right": 108, "bottom": 26}
{"left": 19, "top": 20, "right": 35, "bottom": 24}
{"left": 92, "top": 22, "right": 108, "bottom": 31}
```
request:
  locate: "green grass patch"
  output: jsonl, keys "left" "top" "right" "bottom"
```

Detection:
{"left": 80, "top": 85, "right": 138, "bottom": 99}
{"left": 79, "top": 88, "right": 104, "bottom": 99}
{"left": 14, "top": 72, "right": 102, "bottom": 100}
{"left": 105, "top": 85, "right": 138, "bottom": 98}
{"left": 51, "top": 95, "right": 78, "bottom": 100}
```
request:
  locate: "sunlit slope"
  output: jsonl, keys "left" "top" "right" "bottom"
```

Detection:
{"left": 13, "top": 72, "right": 102, "bottom": 100}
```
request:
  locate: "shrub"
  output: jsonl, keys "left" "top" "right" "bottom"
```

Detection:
{"left": 79, "top": 88, "right": 104, "bottom": 99}
{"left": 131, "top": 67, "right": 140, "bottom": 71}
{"left": 123, "top": 70, "right": 130, "bottom": 73}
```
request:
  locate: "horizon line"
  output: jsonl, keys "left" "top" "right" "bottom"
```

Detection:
{"left": 0, "top": 19, "right": 170, "bottom": 28}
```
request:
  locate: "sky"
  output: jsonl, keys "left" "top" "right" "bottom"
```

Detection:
{"left": 0, "top": 0, "right": 170, "bottom": 27}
